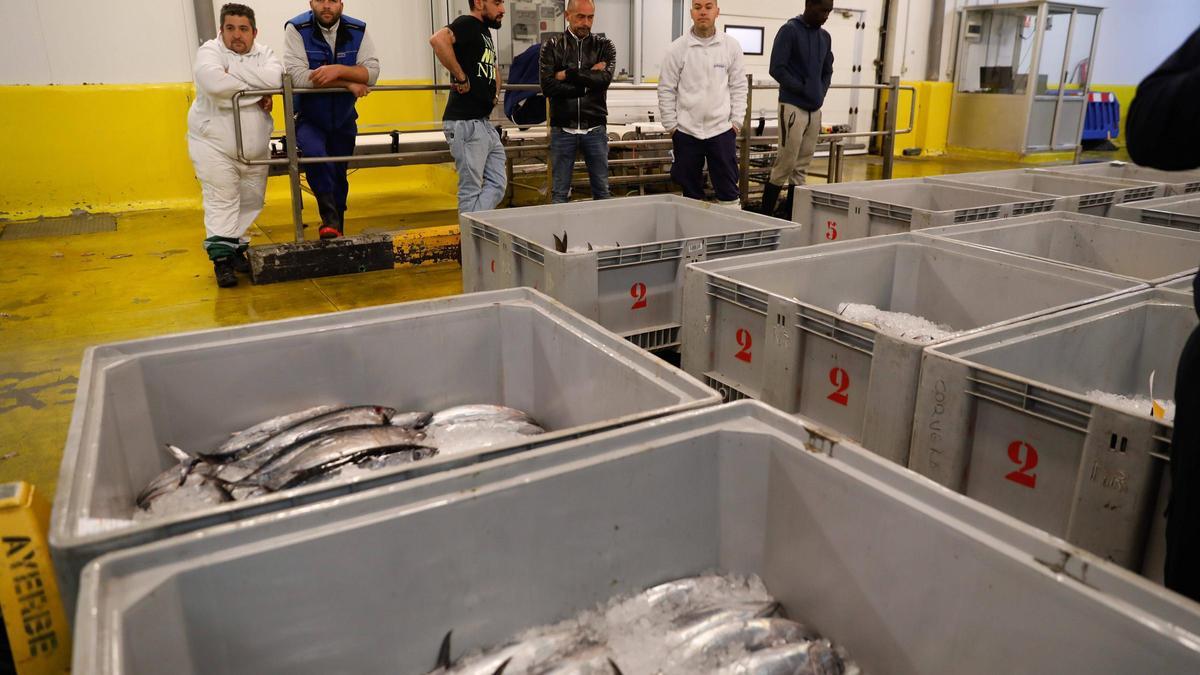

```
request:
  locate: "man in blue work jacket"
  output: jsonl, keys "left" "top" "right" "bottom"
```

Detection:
{"left": 284, "top": 0, "right": 380, "bottom": 239}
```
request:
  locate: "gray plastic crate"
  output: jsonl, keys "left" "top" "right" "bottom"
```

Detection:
{"left": 1109, "top": 193, "right": 1200, "bottom": 232}
{"left": 73, "top": 401, "right": 1200, "bottom": 675}
{"left": 681, "top": 234, "right": 1142, "bottom": 464}
{"left": 1163, "top": 274, "right": 1196, "bottom": 294}
{"left": 1042, "top": 161, "right": 1200, "bottom": 196}
{"left": 910, "top": 289, "right": 1195, "bottom": 571}
{"left": 50, "top": 288, "right": 720, "bottom": 614}
{"left": 461, "top": 195, "right": 803, "bottom": 351}
{"left": 917, "top": 211, "right": 1200, "bottom": 285}
{"left": 928, "top": 169, "right": 1164, "bottom": 216}
{"left": 791, "top": 177, "right": 1059, "bottom": 244}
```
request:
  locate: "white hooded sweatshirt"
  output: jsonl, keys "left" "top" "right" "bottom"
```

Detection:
{"left": 657, "top": 30, "right": 747, "bottom": 140}
{"left": 187, "top": 38, "right": 283, "bottom": 160}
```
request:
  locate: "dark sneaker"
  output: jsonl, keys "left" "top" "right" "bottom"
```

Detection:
{"left": 213, "top": 257, "right": 238, "bottom": 287}
{"left": 232, "top": 250, "right": 251, "bottom": 274}
{"left": 318, "top": 226, "right": 342, "bottom": 240}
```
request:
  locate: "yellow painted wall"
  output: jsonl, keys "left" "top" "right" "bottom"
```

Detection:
{"left": 887, "top": 81, "right": 953, "bottom": 157}
{"left": 0, "top": 80, "right": 456, "bottom": 220}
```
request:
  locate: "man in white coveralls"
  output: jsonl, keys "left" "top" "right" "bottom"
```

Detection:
{"left": 187, "top": 3, "right": 284, "bottom": 287}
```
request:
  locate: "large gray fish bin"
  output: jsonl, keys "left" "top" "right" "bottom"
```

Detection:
{"left": 71, "top": 403, "right": 1200, "bottom": 674}
{"left": 49, "top": 288, "right": 719, "bottom": 613}
{"left": 910, "top": 289, "right": 1196, "bottom": 574}
{"left": 927, "top": 169, "right": 1163, "bottom": 216}
{"left": 460, "top": 195, "right": 803, "bottom": 351}
{"left": 792, "top": 177, "right": 1058, "bottom": 244}
{"left": 1108, "top": 192, "right": 1200, "bottom": 232}
{"left": 681, "top": 234, "right": 1141, "bottom": 464}
{"left": 1042, "top": 161, "right": 1200, "bottom": 196}
{"left": 919, "top": 211, "right": 1200, "bottom": 285}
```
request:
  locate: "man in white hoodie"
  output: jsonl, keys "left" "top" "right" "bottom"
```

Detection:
{"left": 657, "top": 0, "right": 747, "bottom": 207}
{"left": 187, "top": 4, "right": 283, "bottom": 287}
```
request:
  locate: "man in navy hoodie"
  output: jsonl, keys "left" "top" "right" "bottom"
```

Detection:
{"left": 761, "top": 0, "right": 833, "bottom": 217}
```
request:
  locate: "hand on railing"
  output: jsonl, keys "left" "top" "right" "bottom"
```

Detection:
{"left": 347, "top": 83, "right": 371, "bottom": 99}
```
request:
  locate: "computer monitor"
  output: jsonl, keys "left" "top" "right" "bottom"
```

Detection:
{"left": 980, "top": 66, "right": 1014, "bottom": 92}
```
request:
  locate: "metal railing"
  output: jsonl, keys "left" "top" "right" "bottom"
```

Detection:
{"left": 233, "top": 76, "right": 915, "bottom": 242}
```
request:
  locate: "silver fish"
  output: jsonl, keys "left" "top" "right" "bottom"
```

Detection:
{"left": 137, "top": 469, "right": 229, "bottom": 512}
{"left": 437, "top": 629, "right": 586, "bottom": 675}
{"left": 429, "top": 404, "right": 539, "bottom": 428}
{"left": 390, "top": 410, "right": 434, "bottom": 430}
{"left": 715, "top": 640, "right": 843, "bottom": 675}
{"left": 215, "top": 405, "right": 397, "bottom": 482}
{"left": 203, "top": 405, "right": 343, "bottom": 460}
{"left": 666, "top": 601, "right": 784, "bottom": 645}
{"left": 136, "top": 445, "right": 215, "bottom": 509}
{"left": 240, "top": 426, "right": 433, "bottom": 492}
{"left": 671, "top": 618, "right": 815, "bottom": 665}
{"left": 426, "top": 419, "right": 545, "bottom": 456}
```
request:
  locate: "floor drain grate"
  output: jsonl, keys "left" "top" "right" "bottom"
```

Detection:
{"left": 0, "top": 213, "right": 118, "bottom": 240}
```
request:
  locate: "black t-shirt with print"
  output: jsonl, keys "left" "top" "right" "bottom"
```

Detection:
{"left": 443, "top": 15, "right": 498, "bottom": 121}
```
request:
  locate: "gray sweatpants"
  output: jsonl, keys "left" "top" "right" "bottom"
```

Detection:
{"left": 769, "top": 103, "right": 822, "bottom": 187}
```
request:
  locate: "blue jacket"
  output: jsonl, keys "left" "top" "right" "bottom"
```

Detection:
{"left": 286, "top": 11, "right": 366, "bottom": 129}
{"left": 770, "top": 17, "right": 833, "bottom": 112}
{"left": 504, "top": 43, "right": 547, "bottom": 125}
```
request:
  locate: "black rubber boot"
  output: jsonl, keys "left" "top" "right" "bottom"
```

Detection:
{"left": 213, "top": 256, "right": 238, "bottom": 287}
{"left": 232, "top": 249, "right": 251, "bottom": 274}
{"left": 759, "top": 182, "right": 783, "bottom": 216}
{"left": 316, "top": 193, "right": 342, "bottom": 239}
{"left": 780, "top": 184, "right": 797, "bottom": 220}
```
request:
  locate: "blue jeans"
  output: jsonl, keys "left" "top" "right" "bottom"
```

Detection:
{"left": 551, "top": 127, "right": 611, "bottom": 204}
{"left": 443, "top": 119, "right": 508, "bottom": 214}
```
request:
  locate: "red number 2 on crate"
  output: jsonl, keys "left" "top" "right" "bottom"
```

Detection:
{"left": 827, "top": 367, "right": 850, "bottom": 405}
{"left": 630, "top": 282, "right": 648, "bottom": 310}
{"left": 735, "top": 329, "right": 753, "bottom": 363}
{"left": 825, "top": 221, "right": 839, "bottom": 241}
{"left": 1005, "top": 441, "right": 1038, "bottom": 488}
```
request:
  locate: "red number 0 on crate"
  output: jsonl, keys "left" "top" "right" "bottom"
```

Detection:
{"left": 826, "top": 221, "right": 838, "bottom": 240}
{"left": 630, "top": 282, "right": 648, "bottom": 310}
{"left": 827, "top": 367, "right": 850, "bottom": 405}
{"left": 735, "top": 329, "right": 753, "bottom": 363}
{"left": 1005, "top": 441, "right": 1038, "bottom": 488}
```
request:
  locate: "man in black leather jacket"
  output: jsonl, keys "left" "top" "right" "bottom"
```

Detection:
{"left": 539, "top": 0, "right": 617, "bottom": 203}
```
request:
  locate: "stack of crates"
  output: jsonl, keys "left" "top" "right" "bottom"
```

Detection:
{"left": 52, "top": 163, "right": 1200, "bottom": 672}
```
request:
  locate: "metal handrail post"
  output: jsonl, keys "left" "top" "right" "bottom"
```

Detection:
{"left": 882, "top": 76, "right": 900, "bottom": 180}
{"left": 739, "top": 74, "right": 753, "bottom": 208}
{"left": 545, "top": 96, "right": 553, "bottom": 204}
{"left": 281, "top": 75, "right": 305, "bottom": 240}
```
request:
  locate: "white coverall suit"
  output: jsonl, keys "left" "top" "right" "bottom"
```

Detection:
{"left": 187, "top": 38, "right": 283, "bottom": 259}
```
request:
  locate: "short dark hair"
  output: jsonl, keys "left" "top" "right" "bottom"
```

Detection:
{"left": 220, "top": 3, "right": 257, "bottom": 31}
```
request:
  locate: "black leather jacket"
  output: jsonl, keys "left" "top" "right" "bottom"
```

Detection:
{"left": 538, "top": 30, "right": 616, "bottom": 130}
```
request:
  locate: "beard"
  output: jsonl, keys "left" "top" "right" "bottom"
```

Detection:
{"left": 316, "top": 10, "right": 342, "bottom": 28}
{"left": 484, "top": 16, "right": 503, "bottom": 29}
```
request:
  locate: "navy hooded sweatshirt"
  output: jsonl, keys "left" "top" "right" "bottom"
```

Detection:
{"left": 770, "top": 16, "right": 834, "bottom": 112}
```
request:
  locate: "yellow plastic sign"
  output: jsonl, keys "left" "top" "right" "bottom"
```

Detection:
{"left": 0, "top": 483, "right": 70, "bottom": 674}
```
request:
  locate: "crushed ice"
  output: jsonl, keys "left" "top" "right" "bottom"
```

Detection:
{"left": 837, "top": 302, "right": 959, "bottom": 343}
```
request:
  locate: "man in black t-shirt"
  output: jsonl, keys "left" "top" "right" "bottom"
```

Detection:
{"left": 430, "top": 1, "right": 508, "bottom": 213}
